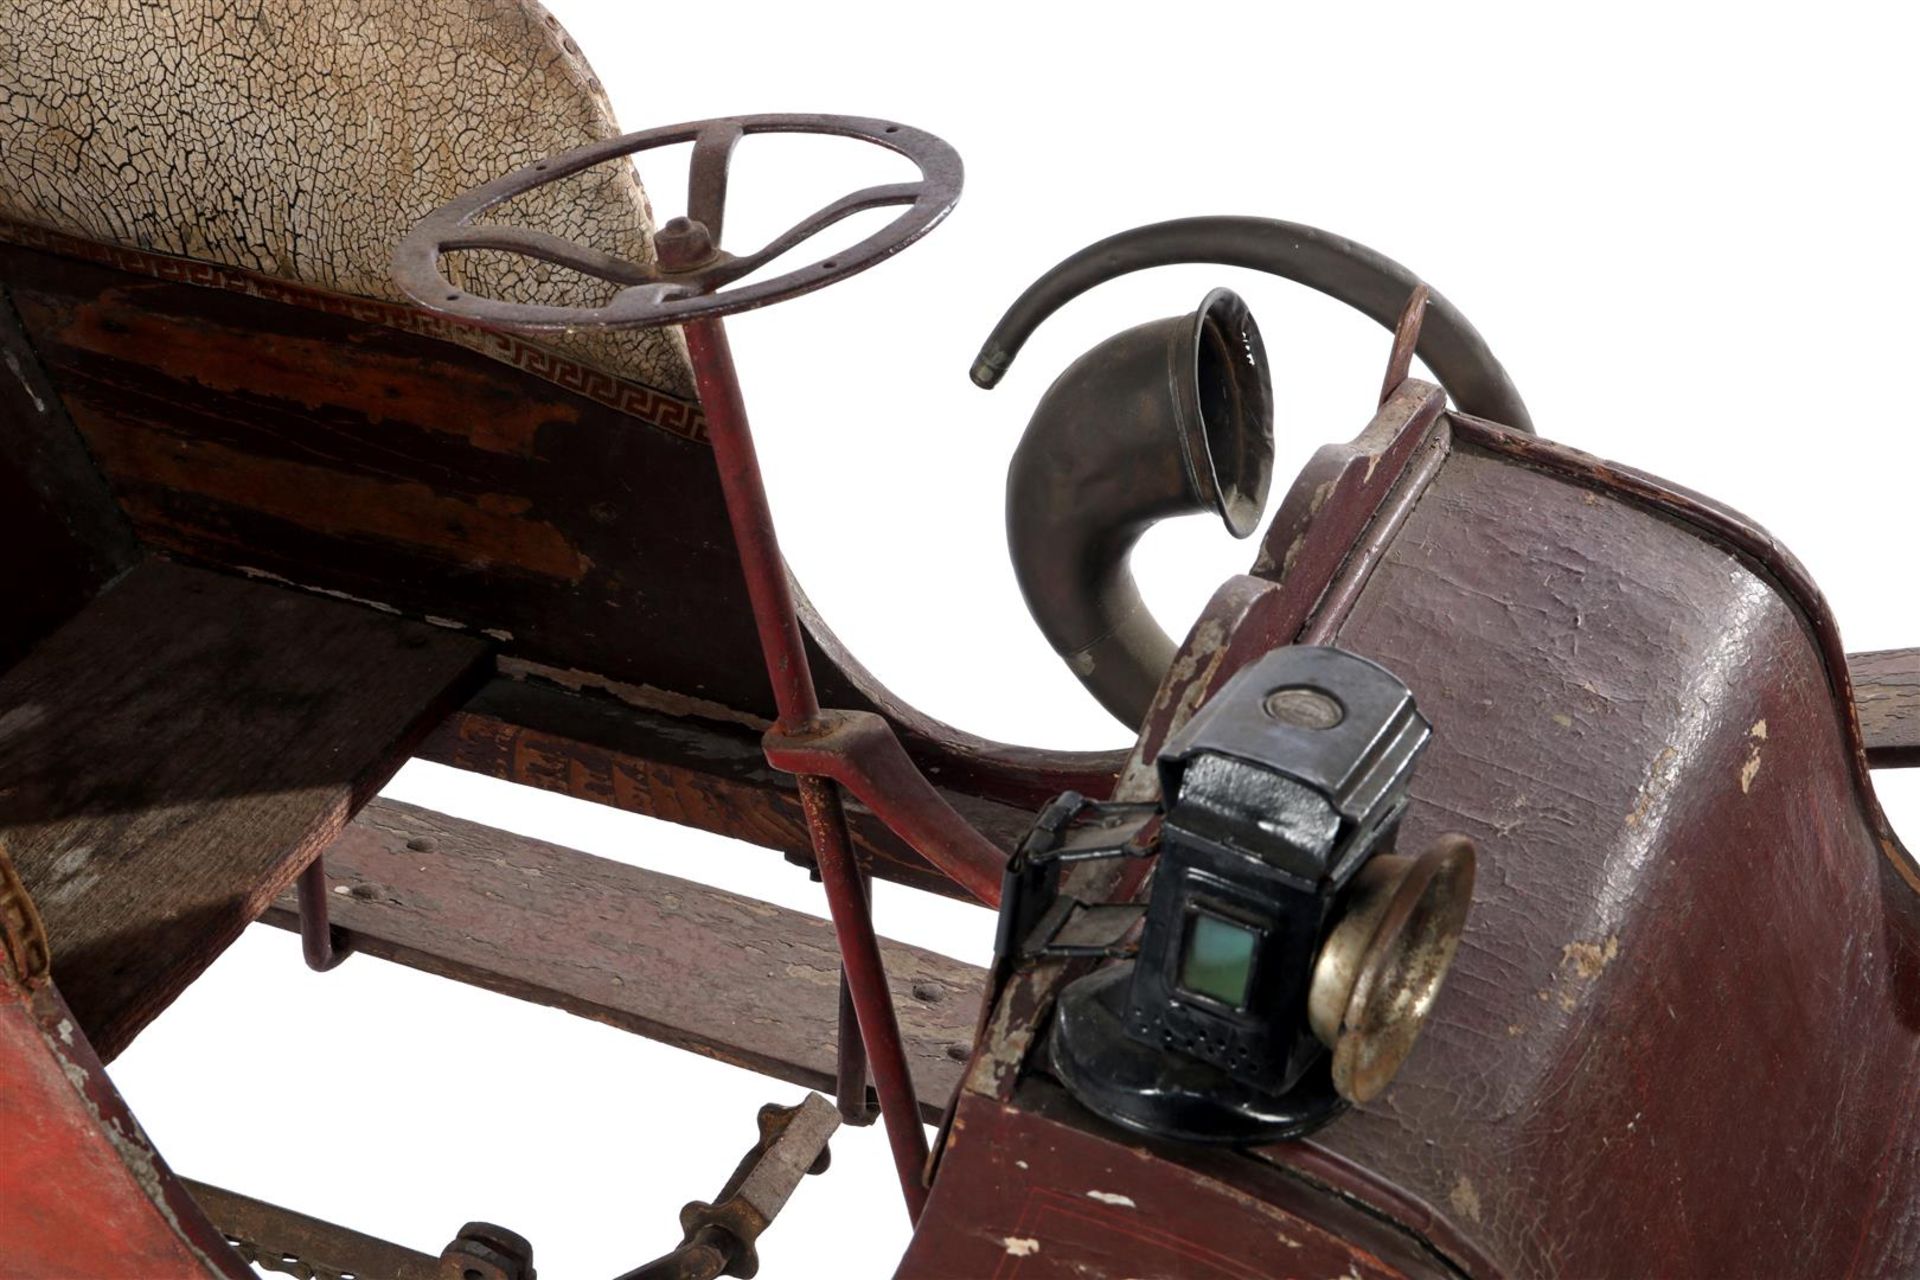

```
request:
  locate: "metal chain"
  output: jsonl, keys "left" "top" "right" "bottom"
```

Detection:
{"left": 0, "top": 836, "right": 51, "bottom": 989}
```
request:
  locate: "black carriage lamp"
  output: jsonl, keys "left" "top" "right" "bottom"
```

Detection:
{"left": 1024, "top": 645, "right": 1477, "bottom": 1144}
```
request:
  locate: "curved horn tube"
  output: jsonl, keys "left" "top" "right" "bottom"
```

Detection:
{"left": 973, "top": 216, "right": 1532, "bottom": 433}
{"left": 1006, "top": 288, "right": 1273, "bottom": 727}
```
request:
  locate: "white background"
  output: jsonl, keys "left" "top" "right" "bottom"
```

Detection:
{"left": 111, "top": 4, "right": 1917, "bottom": 1277}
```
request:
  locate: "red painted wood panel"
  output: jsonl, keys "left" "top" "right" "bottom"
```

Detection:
{"left": 0, "top": 972, "right": 245, "bottom": 1277}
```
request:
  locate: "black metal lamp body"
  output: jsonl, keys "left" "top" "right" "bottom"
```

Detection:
{"left": 1048, "top": 646, "right": 1436, "bottom": 1144}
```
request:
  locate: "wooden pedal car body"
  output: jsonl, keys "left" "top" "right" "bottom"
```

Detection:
{"left": 1, "top": 3, "right": 1916, "bottom": 1277}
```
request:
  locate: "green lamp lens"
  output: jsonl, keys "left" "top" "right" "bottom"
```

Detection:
{"left": 1180, "top": 913, "right": 1257, "bottom": 1007}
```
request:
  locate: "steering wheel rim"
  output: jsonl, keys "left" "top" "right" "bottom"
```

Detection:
{"left": 392, "top": 113, "right": 963, "bottom": 332}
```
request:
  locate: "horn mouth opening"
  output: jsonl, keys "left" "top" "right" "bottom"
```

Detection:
{"left": 1186, "top": 287, "right": 1274, "bottom": 540}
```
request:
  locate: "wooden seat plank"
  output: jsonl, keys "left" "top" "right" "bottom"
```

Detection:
{"left": 0, "top": 560, "right": 490, "bottom": 1058}
{"left": 263, "top": 798, "right": 989, "bottom": 1121}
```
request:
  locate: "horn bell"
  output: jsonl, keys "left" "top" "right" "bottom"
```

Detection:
{"left": 1005, "top": 287, "right": 1275, "bottom": 727}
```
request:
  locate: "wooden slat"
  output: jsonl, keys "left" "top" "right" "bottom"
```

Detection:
{"left": 0, "top": 561, "right": 490, "bottom": 1058}
{"left": 419, "top": 675, "right": 1033, "bottom": 900}
{"left": 1854, "top": 648, "right": 1920, "bottom": 769}
{"left": 263, "top": 798, "right": 988, "bottom": 1122}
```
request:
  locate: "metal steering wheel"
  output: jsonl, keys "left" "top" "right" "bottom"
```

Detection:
{"left": 392, "top": 113, "right": 963, "bottom": 331}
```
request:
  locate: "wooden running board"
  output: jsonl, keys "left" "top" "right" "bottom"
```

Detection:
{"left": 1854, "top": 648, "right": 1919, "bottom": 769}
{"left": 263, "top": 798, "right": 988, "bottom": 1122}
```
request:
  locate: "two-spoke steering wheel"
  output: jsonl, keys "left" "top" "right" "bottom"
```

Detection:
{"left": 392, "top": 113, "right": 962, "bottom": 330}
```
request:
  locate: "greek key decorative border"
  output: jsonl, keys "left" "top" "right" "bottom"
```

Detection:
{"left": 0, "top": 219, "right": 708, "bottom": 444}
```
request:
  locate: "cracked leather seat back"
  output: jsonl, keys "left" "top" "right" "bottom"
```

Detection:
{"left": 0, "top": 0, "right": 693, "bottom": 397}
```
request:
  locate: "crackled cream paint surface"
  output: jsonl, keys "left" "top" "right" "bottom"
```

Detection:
{"left": 0, "top": 0, "right": 693, "bottom": 396}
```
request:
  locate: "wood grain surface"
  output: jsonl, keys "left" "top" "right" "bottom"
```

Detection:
{"left": 1854, "top": 647, "right": 1919, "bottom": 768}
{"left": 262, "top": 798, "right": 986, "bottom": 1121}
{"left": 0, "top": 283, "right": 135, "bottom": 668}
{"left": 0, "top": 560, "right": 489, "bottom": 1059}
{"left": 0, "top": 972, "right": 251, "bottom": 1278}
{"left": 0, "top": 236, "right": 1118, "bottom": 837}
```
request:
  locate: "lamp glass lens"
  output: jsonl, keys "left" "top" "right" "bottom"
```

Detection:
{"left": 1180, "top": 912, "right": 1258, "bottom": 1007}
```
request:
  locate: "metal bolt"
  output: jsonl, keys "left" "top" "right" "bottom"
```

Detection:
{"left": 1262, "top": 685, "right": 1345, "bottom": 729}
{"left": 438, "top": 1222, "right": 533, "bottom": 1280}
{"left": 654, "top": 216, "right": 718, "bottom": 271}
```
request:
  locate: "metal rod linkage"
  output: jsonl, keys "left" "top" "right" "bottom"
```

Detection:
{"left": 682, "top": 316, "right": 929, "bottom": 1221}
{"left": 835, "top": 874, "right": 876, "bottom": 1126}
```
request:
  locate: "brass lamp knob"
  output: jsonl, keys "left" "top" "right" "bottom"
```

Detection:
{"left": 1308, "top": 834, "right": 1477, "bottom": 1103}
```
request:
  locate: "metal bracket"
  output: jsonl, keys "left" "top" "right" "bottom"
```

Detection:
{"left": 1379, "top": 284, "right": 1429, "bottom": 407}
{"left": 187, "top": 1178, "right": 446, "bottom": 1280}
{"left": 992, "top": 793, "right": 1156, "bottom": 973}
{"left": 761, "top": 709, "right": 1006, "bottom": 908}
{"left": 1022, "top": 899, "right": 1147, "bottom": 962}
{"left": 620, "top": 1093, "right": 840, "bottom": 1280}
{"left": 295, "top": 855, "right": 353, "bottom": 973}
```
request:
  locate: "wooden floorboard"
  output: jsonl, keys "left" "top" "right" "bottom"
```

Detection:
{"left": 1854, "top": 648, "right": 1919, "bottom": 769}
{"left": 0, "top": 560, "right": 490, "bottom": 1059}
{"left": 263, "top": 797, "right": 989, "bottom": 1122}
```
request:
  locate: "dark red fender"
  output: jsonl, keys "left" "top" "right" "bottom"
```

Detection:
{"left": 0, "top": 971, "right": 247, "bottom": 1277}
{"left": 902, "top": 1084, "right": 1451, "bottom": 1279}
{"left": 910, "top": 396, "right": 1916, "bottom": 1279}
{"left": 1305, "top": 424, "right": 1920, "bottom": 1277}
